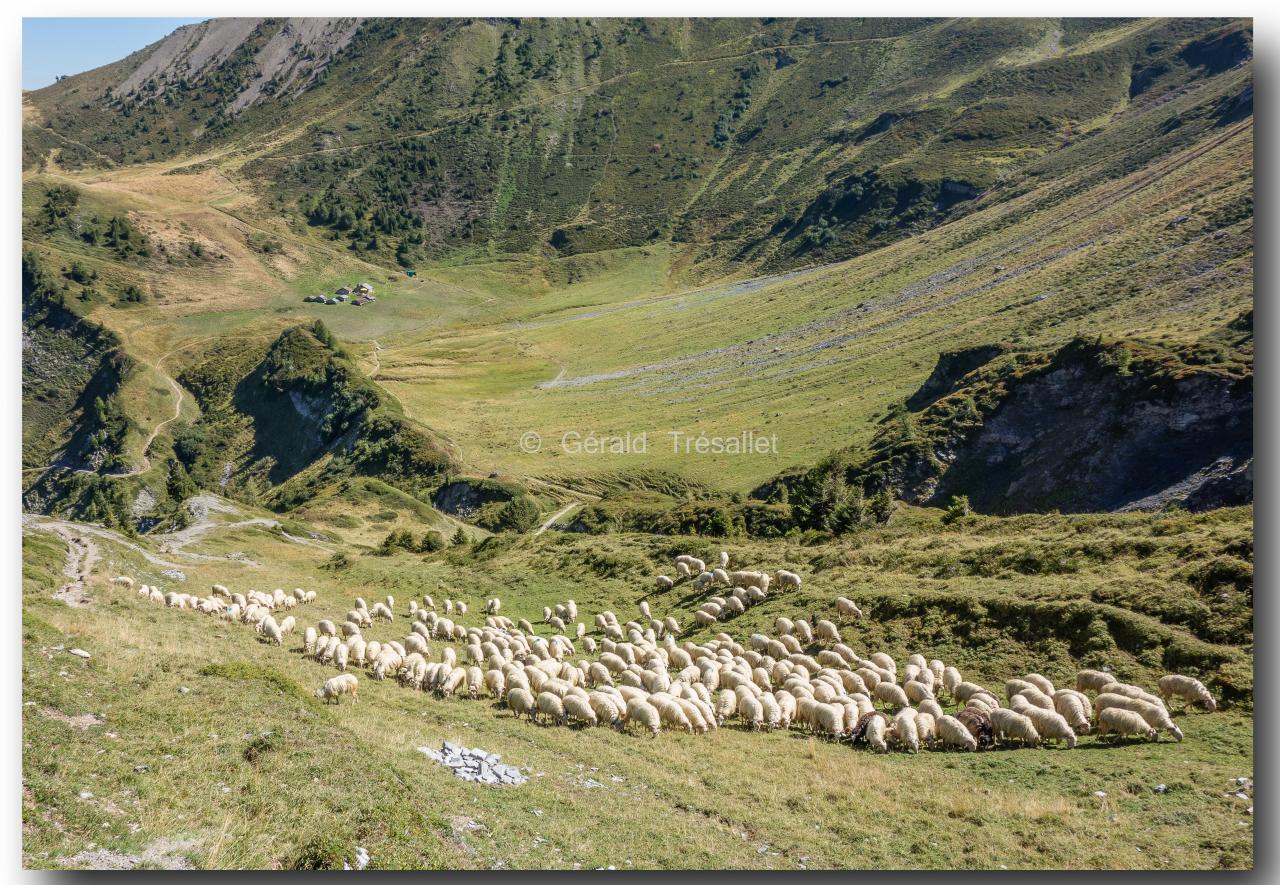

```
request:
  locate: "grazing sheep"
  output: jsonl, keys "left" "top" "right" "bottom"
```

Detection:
{"left": 261, "top": 619, "right": 283, "bottom": 646}
{"left": 302, "top": 627, "right": 318, "bottom": 656}
{"left": 937, "top": 714, "right": 979, "bottom": 751}
{"left": 1158, "top": 674, "right": 1217, "bottom": 712}
{"left": 951, "top": 681, "right": 991, "bottom": 704}
{"left": 335, "top": 643, "right": 350, "bottom": 672}
{"left": 655, "top": 576, "right": 675, "bottom": 591}
{"left": 563, "top": 693, "right": 599, "bottom": 728}
{"left": 1015, "top": 687, "right": 1056, "bottom": 711}
{"left": 954, "top": 707, "right": 994, "bottom": 749}
{"left": 711, "top": 568, "right": 731, "bottom": 586}
{"left": 775, "top": 570, "right": 802, "bottom": 590}
{"left": 1101, "top": 681, "right": 1167, "bottom": 709}
{"left": 904, "top": 681, "right": 934, "bottom": 704}
{"left": 942, "top": 667, "right": 962, "bottom": 695}
{"left": 1097, "top": 707, "right": 1158, "bottom": 741}
{"left": 737, "top": 694, "right": 765, "bottom": 731}
{"left": 1006, "top": 678, "right": 1038, "bottom": 700}
{"left": 316, "top": 673, "right": 359, "bottom": 704}
{"left": 1023, "top": 673, "right": 1055, "bottom": 696}
{"left": 1053, "top": 692, "right": 1092, "bottom": 735}
{"left": 893, "top": 708, "right": 920, "bottom": 753}
{"left": 869, "top": 652, "right": 896, "bottom": 676}
{"left": 317, "top": 619, "right": 337, "bottom": 637}
{"left": 815, "top": 619, "right": 841, "bottom": 643}
{"left": 990, "top": 708, "right": 1040, "bottom": 747}
{"left": 915, "top": 712, "right": 938, "bottom": 748}
{"left": 1010, "top": 697, "right": 1077, "bottom": 748}
{"left": 834, "top": 597, "right": 863, "bottom": 619}
{"left": 536, "top": 691, "right": 567, "bottom": 726}
{"left": 874, "top": 681, "right": 910, "bottom": 710}
{"left": 1075, "top": 669, "right": 1115, "bottom": 693}
{"left": 718, "top": 551, "right": 730, "bottom": 568}
{"left": 917, "top": 698, "right": 945, "bottom": 720}
{"left": 1095, "top": 693, "right": 1184, "bottom": 741}
{"left": 625, "top": 698, "right": 662, "bottom": 737}
{"left": 112, "top": 576, "right": 135, "bottom": 589}
{"left": 508, "top": 687, "right": 537, "bottom": 721}
{"left": 863, "top": 713, "right": 890, "bottom": 752}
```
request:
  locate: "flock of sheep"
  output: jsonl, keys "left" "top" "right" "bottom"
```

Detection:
{"left": 112, "top": 550, "right": 1219, "bottom": 753}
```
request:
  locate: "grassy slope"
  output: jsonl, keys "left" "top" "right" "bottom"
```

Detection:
{"left": 376, "top": 109, "right": 1251, "bottom": 491}
{"left": 22, "top": 503, "right": 1252, "bottom": 870}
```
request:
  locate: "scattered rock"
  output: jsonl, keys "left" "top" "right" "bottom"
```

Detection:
{"left": 417, "top": 742, "right": 526, "bottom": 785}
{"left": 1094, "top": 791, "right": 1107, "bottom": 798}
{"left": 69, "top": 648, "right": 91, "bottom": 659}
{"left": 177, "top": 687, "right": 190, "bottom": 694}
{"left": 1154, "top": 784, "right": 1168, "bottom": 794}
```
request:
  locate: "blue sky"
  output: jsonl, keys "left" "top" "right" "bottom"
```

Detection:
{"left": 23, "top": 18, "right": 208, "bottom": 91}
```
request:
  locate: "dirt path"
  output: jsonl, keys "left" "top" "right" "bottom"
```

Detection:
{"left": 23, "top": 514, "right": 254, "bottom": 570}
{"left": 47, "top": 525, "right": 99, "bottom": 607}
{"left": 534, "top": 502, "right": 582, "bottom": 536}
{"left": 154, "top": 494, "right": 333, "bottom": 555}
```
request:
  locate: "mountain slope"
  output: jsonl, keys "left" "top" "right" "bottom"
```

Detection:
{"left": 26, "top": 18, "right": 1252, "bottom": 273}
{"left": 19, "top": 16, "right": 1254, "bottom": 533}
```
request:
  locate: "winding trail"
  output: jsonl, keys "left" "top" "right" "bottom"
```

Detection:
{"left": 534, "top": 502, "right": 582, "bottom": 536}
{"left": 46, "top": 525, "right": 99, "bottom": 607}
{"left": 23, "top": 515, "right": 203, "bottom": 571}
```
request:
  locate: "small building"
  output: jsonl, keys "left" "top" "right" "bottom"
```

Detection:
{"left": 336, "top": 286, "right": 351, "bottom": 296}
{"left": 336, "top": 294, "right": 348, "bottom": 302}
{"left": 355, "top": 282, "right": 373, "bottom": 294}
{"left": 325, "top": 298, "right": 337, "bottom": 305}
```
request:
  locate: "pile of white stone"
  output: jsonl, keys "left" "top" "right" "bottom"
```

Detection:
{"left": 417, "top": 741, "right": 527, "bottom": 786}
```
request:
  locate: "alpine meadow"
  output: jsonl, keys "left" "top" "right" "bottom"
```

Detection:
{"left": 19, "top": 16, "right": 1254, "bottom": 871}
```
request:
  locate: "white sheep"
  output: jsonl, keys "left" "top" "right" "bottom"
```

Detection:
{"left": 874, "top": 681, "right": 910, "bottom": 710}
{"left": 775, "top": 570, "right": 802, "bottom": 590}
{"left": 625, "top": 698, "right": 662, "bottom": 736}
{"left": 834, "top": 597, "right": 863, "bottom": 619}
{"left": 1075, "top": 669, "right": 1115, "bottom": 693}
{"left": 315, "top": 673, "right": 359, "bottom": 704}
{"left": 1023, "top": 673, "right": 1055, "bottom": 696}
{"left": 1096, "top": 707, "right": 1157, "bottom": 741}
{"left": 862, "top": 712, "right": 889, "bottom": 752}
{"left": 536, "top": 691, "right": 567, "bottom": 726}
{"left": 893, "top": 708, "right": 919, "bottom": 753}
{"left": 937, "top": 714, "right": 978, "bottom": 751}
{"left": 1095, "top": 693, "right": 1183, "bottom": 741}
{"left": 1010, "top": 696, "right": 1076, "bottom": 747}
{"left": 1158, "top": 674, "right": 1217, "bottom": 712}
{"left": 1053, "top": 691, "right": 1092, "bottom": 735}
{"left": 990, "top": 708, "right": 1040, "bottom": 747}
{"left": 508, "top": 687, "right": 537, "bottom": 721}
{"left": 655, "top": 575, "right": 675, "bottom": 591}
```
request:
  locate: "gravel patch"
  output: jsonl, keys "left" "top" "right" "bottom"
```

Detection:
{"left": 418, "top": 741, "right": 527, "bottom": 785}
